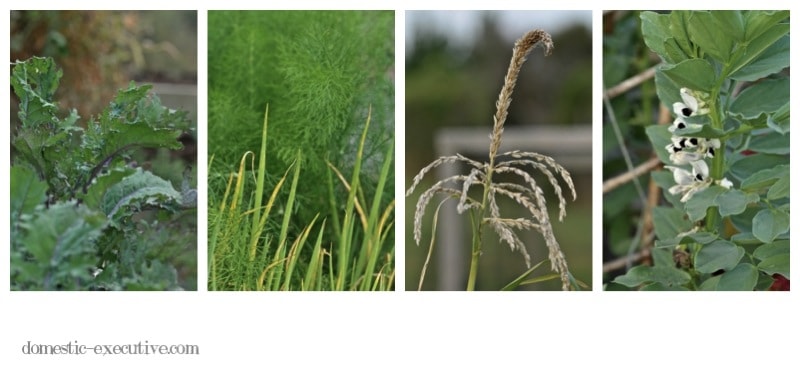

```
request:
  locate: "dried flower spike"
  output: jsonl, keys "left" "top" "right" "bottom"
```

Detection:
{"left": 406, "top": 29, "right": 576, "bottom": 291}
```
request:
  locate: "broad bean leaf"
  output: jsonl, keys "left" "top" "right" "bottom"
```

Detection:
{"left": 717, "top": 263, "right": 759, "bottom": 291}
{"left": 729, "top": 22, "right": 789, "bottom": 78}
{"left": 695, "top": 239, "right": 745, "bottom": 274}
{"left": 640, "top": 10, "right": 698, "bottom": 63}
{"left": 656, "top": 231, "right": 718, "bottom": 249}
{"left": 752, "top": 208, "right": 790, "bottom": 243}
{"left": 730, "top": 35, "right": 789, "bottom": 81}
{"left": 739, "top": 164, "right": 788, "bottom": 191}
{"left": 729, "top": 78, "right": 789, "bottom": 119}
{"left": 613, "top": 265, "right": 691, "bottom": 288}
{"left": 652, "top": 247, "right": 676, "bottom": 268}
{"left": 766, "top": 102, "right": 789, "bottom": 135}
{"left": 640, "top": 12, "right": 673, "bottom": 60}
{"left": 743, "top": 10, "right": 789, "bottom": 41}
{"left": 701, "top": 263, "right": 759, "bottom": 291}
{"left": 753, "top": 240, "right": 789, "bottom": 260}
{"left": 653, "top": 206, "right": 693, "bottom": 241}
{"left": 715, "top": 189, "right": 759, "bottom": 217}
{"left": 757, "top": 254, "right": 789, "bottom": 279}
{"left": 699, "top": 276, "right": 721, "bottom": 291}
{"left": 667, "top": 11, "right": 693, "bottom": 61}
{"left": 729, "top": 154, "right": 789, "bottom": 183}
{"left": 747, "top": 131, "right": 790, "bottom": 155}
{"left": 687, "top": 11, "right": 734, "bottom": 62}
{"left": 730, "top": 232, "right": 761, "bottom": 245}
{"left": 645, "top": 125, "right": 674, "bottom": 164}
{"left": 641, "top": 283, "right": 690, "bottom": 291}
{"left": 710, "top": 11, "right": 746, "bottom": 42}
{"left": 685, "top": 185, "right": 726, "bottom": 222}
{"left": 767, "top": 176, "right": 790, "bottom": 200}
{"left": 656, "top": 59, "right": 716, "bottom": 99}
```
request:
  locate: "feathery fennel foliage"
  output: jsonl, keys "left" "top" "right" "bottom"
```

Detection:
{"left": 208, "top": 11, "right": 394, "bottom": 291}
{"left": 208, "top": 11, "right": 394, "bottom": 220}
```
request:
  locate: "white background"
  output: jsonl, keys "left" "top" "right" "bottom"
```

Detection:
{"left": 2, "top": 2, "right": 797, "bottom": 380}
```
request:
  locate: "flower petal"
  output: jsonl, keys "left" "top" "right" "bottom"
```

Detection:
{"left": 670, "top": 151, "right": 703, "bottom": 165}
{"left": 669, "top": 116, "right": 702, "bottom": 133}
{"left": 690, "top": 160, "right": 709, "bottom": 180}
{"left": 673, "top": 102, "right": 693, "bottom": 117}
{"left": 680, "top": 87, "right": 699, "bottom": 112}
{"left": 666, "top": 165, "right": 694, "bottom": 185}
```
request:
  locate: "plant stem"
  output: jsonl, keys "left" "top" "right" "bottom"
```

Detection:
{"left": 467, "top": 241, "right": 481, "bottom": 291}
{"left": 705, "top": 87, "right": 725, "bottom": 233}
{"left": 466, "top": 160, "right": 495, "bottom": 291}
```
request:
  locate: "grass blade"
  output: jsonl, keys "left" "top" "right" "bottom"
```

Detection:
{"left": 251, "top": 104, "right": 269, "bottom": 235}
{"left": 500, "top": 258, "right": 550, "bottom": 291}
{"left": 281, "top": 214, "right": 318, "bottom": 291}
{"left": 266, "top": 150, "right": 302, "bottom": 289}
{"left": 303, "top": 220, "right": 327, "bottom": 290}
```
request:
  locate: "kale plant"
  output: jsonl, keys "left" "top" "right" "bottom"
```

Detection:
{"left": 611, "top": 11, "right": 789, "bottom": 291}
{"left": 10, "top": 57, "right": 196, "bottom": 291}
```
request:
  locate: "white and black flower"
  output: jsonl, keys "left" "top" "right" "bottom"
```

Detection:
{"left": 701, "top": 138, "right": 721, "bottom": 158}
{"left": 668, "top": 115, "right": 702, "bottom": 133}
{"left": 672, "top": 87, "right": 709, "bottom": 117}
{"left": 668, "top": 149, "right": 705, "bottom": 165}
{"left": 665, "top": 160, "right": 711, "bottom": 202}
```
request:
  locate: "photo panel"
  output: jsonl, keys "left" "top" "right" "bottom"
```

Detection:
{"left": 405, "top": 10, "right": 593, "bottom": 291}
{"left": 207, "top": 11, "right": 395, "bottom": 291}
{"left": 602, "top": 10, "right": 789, "bottom": 291}
{"left": 10, "top": 10, "right": 198, "bottom": 291}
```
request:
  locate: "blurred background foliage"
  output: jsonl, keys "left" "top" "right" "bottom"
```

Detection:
{"left": 602, "top": 11, "right": 667, "bottom": 285}
{"left": 11, "top": 10, "right": 197, "bottom": 118}
{"left": 405, "top": 11, "right": 592, "bottom": 290}
{"left": 9, "top": 10, "right": 198, "bottom": 290}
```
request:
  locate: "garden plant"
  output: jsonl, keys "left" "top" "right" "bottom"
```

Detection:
{"left": 407, "top": 30, "right": 584, "bottom": 291}
{"left": 10, "top": 57, "right": 196, "bottom": 290}
{"left": 604, "top": 11, "right": 789, "bottom": 291}
{"left": 207, "top": 11, "right": 394, "bottom": 291}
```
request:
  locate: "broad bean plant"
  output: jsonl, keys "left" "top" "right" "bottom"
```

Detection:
{"left": 613, "top": 11, "right": 789, "bottom": 291}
